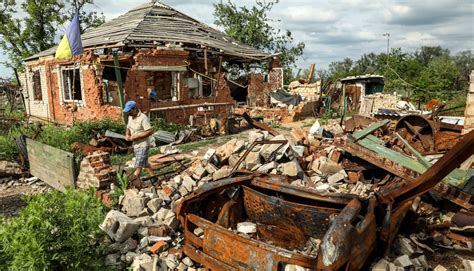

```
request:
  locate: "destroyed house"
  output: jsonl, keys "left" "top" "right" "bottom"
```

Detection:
{"left": 20, "top": 1, "right": 282, "bottom": 124}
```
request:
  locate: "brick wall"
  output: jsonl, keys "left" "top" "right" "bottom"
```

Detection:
{"left": 464, "top": 70, "right": 474, "bottom": 134}
{"left": 24, "top": 48, "right": 238, "bottom": 125}
{"left": 248, "top": 67, "right": 283, "bottom": 107}
{"left": 77, "top": 151, "right": 116, "bottom": 190}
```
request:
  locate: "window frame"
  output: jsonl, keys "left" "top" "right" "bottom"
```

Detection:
{"left": 31, "top": 69, "right": 43, "bottom": 101}
{"left": 59, "top": 64, "right": 84, "bottom": 104}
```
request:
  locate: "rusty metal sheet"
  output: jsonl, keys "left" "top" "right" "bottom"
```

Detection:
{"left": 177, "top": 174, "right": 379, "bottom": 271}
{"left": 379, "top": 130, "right": 474, "bottom": 206}
{"left": 187, "top": 213, "right": 316, "bottom": 270}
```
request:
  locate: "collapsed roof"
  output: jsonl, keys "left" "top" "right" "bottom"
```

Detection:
{"left": 25, "top": 1, "right": 271, "bottom": 62}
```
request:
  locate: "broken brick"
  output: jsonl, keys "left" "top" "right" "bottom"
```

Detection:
{"left": 149, "top": 240, "right": 168, "bottom": 254}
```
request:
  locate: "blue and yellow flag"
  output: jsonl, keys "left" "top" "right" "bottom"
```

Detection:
{"left": 55, "top": 13, "right": 84, "bottom": 60}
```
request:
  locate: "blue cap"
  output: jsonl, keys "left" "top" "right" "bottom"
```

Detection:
{"left": 123, "top": 100, "right": 137, "bottom": 113}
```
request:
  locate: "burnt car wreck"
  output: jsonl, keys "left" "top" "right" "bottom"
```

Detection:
{"left": 176, "top": 131, "right": 474, "bottom": 270}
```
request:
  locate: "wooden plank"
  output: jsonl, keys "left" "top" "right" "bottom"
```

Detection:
{"left": 26, "top": 138, "right": 76, "bottom": 191}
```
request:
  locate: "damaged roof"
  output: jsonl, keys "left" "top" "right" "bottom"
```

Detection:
{"left": 25, "top": 1, "right": 271, "bottom": 61}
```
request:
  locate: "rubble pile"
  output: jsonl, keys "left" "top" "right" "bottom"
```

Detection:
{"left": 93, "top": 114, "right": 473, "bottom": 270}
{"left": 77, "top": 151, "right": 116, "bottom": 190}
{"left": 95, "top": 126, "right": 389, "bottom": 269}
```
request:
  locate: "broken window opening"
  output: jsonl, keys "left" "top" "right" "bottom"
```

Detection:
{"left": 147, "top": 71, "right": 180, "bottom": 103}
{"left": 61, "top": 66, "right": 82, "bottom": 102}
{"left": 201, "top": 75, "right": 213, "bottom": 97}
{"left": 101, "top": 65, "right": 127, "bottom": 106}
{"left": 32, "top": 70, "right": 42, "bottom": 101}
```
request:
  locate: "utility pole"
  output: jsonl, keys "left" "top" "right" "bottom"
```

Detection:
{"left": 383, "top": 33, "right": 390, "bottom": 67}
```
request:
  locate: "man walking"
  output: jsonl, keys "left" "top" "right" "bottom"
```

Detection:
{"left": 123, "top": 100, "right": 154, "bottom": 178}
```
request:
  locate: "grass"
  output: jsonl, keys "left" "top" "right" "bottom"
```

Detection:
{"left": 0, "top": 118, "right": 126, "bottom": 161}
{"left": 177, "top": 138, "right": 218, "bottom": 153}
{"left": 110, "top": 148, "right": 161, "bottom": 166}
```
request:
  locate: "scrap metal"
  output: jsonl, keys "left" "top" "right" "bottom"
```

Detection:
{"left": 176, "top": 130, "right": 474, "bottom": 270}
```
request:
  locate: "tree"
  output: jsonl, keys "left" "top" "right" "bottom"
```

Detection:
{"left": 327, "top": 58, "right": 353, "bottom": 80}
{"left": 64, "top": 0, "right": 105, "bottom": 33}
{"left": 0, "top": 0, "right": 105, "bottom": 71}
{"left": 416, "top": 56, "right": 461, "bottom": 102}
{"left": 213, "top": 0, "right": 305, "bottom": 83}
{"left": 414, "top": 46, "right": 450, "bottom": 66}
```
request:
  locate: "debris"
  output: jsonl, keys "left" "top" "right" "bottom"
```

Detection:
{"left": 433, "top": 265, "right": 448, "bottom": 271}
{"left": 237, "top": 221, "right": 257, "bottom": 234}
{"left": 100, "top": 210, "right": 139, "bottom": 242}
{"left": 371, "top": 258, "right": 389, "bottom": 271}
{"left": 280, "top": 160, "right": 300, "bottom": 177}
{"left": 122, "top": 189, "right": 147, "bottom": 217}
{"left": 0, "top": 160, "right": 22, "bottom": 177}
{"left": 77, "top": 151, "right": 116, "bottom": 190}
{"left": 393, "top": 255, "right": 412, "bottom": 268}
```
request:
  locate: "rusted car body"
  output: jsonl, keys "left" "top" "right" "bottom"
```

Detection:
{"left": 176, "top": 173, "right": 413, "bottom": 270}
{"left": 176, "top": 131, "right": 474, "bottom": 270}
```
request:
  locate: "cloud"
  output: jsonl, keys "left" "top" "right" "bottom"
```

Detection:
{"left": 383, "top": 0, "right": 472, "bottom": 26}
{"left": 0, "top": 0, "right": 472, "bottom": 78}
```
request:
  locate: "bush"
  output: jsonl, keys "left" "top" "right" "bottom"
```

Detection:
{"left": 150, "top": 118, "right": 183, "bottom": 133}
{"left": 0, "top": 189, "right": 106, "bottom": 270}
{"left": 0, "top": 118, "right": 126, "bottom": 160}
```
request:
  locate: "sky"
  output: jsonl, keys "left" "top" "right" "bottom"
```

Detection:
{"left": 0, "top": 0, "right": 472, "bottom": 78}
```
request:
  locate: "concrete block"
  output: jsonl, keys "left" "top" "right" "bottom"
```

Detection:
{"left": 327, "top": 170, "right": 347, "bottom": 184}
{"left": 182, "top": 175, "right": 196, "bottom": 192}
{"left": 216, "top": 138, "right": 237, "bottom": 161}
{"left": 183, "top": 257, "right": 194, "bottom": 267}
{"left": 120, "top": 237, "right": 138, "bottom": 254}
{"left": 394, "top": 236, "right": 415, "bottom": 257}
{"left": 245, "top": 151, "right": 261, "bottom": 170}
{"left": 131, "top": 253, "right": 155, "bottom": 271}
{"left": 280, "top": 161, "right": 300, "bottom": 177}
{"left": 213, "top": 166, "right": 231, "bottom": 181}
{"left": 233, "top": 140, "right": 246, "bottom": 154}
{"left": 192, "top": 165, "right": 207, "bottom": 180}
{"left": 393, "top": 255, "right": 412, "bottom": 268}
{"left": 193, "top": 227, "right": 204, "bottom": 237}
{"left": 433, "top": 265, "right": 447, "bottom": 271}
{"left": 463, "top": 260, "right": 474, "bottom": 271}
{"left": 260, "top": 135, "right": 286, "bottom": 161}
{"left": 173, "top": 175, "right": 183, "bottom": 185}
{"left": 237, "top": 221, "right": 257, "bottom": 234}
{"left": 100, "top": 210, "right": 139, "bottom": 242}
{"left": 122, "top": 189, "right": 147, "bottom": 217}
{"left": 146, "top": 198, "right": 163, "bottom": 213}
{"left": 134, "top": 216, "right": 154, "bottom": 227}
{"left": 203, "top": 148, "right": 216, "bottom": 161}
{"left": 371, "top": 259, "right": 389, "bottom": 271}
{"left": 318, "top": 156, "right": 343, "bottom": 175}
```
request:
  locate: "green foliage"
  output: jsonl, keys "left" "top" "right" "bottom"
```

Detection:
{"left": 0, "top": 118, "right": 125, "bottom": 160}
{"left": 0, "top": 188, "right": 106, "bottom": 270}
{"left": 36, "top": 118, "right": 126, "bottom": 152}
{"left": 325, "top": 46, "right": 473, "bottom": 104}
{"left": 213, "top": 0, "right": 305, "bottom": 83}
{"left": 150, "top": 118, "right": 183, "bottom": 133}
{"left": 110, "top": 170, "right": 129, "bottom": 205}
{"left": 0, "top": 0, "right": 104, "bottom": 71}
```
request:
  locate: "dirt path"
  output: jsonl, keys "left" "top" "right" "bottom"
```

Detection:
{"left": 0, "top": 177, "right": 51, "bottom": 217}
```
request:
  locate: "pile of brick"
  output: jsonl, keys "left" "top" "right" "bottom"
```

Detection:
{"left": 77, "top": 151, "right": 116, "bottom": 190}
{"left": 359, "top": 93, "right": 402, "bottom": 116}
{"left": 97, "top": 125, "right": 392, "bottom": 270}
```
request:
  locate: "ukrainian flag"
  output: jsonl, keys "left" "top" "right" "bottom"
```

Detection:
{"left": 55, "top": 13, "right": 84, "bottom": 60}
